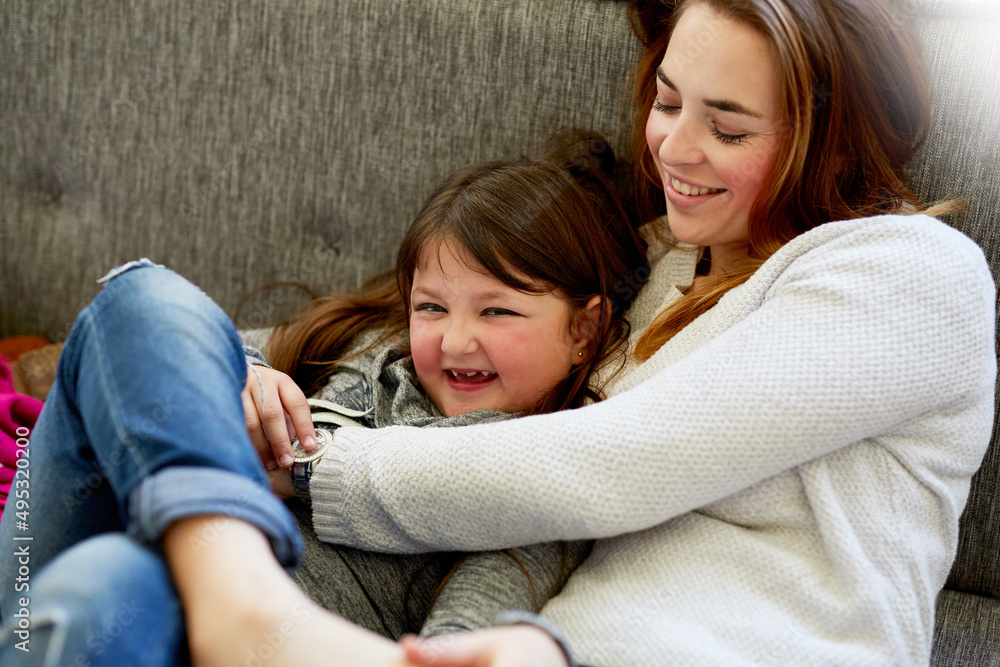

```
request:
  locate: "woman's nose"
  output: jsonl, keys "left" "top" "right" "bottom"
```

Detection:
{"left": 657, "top": 113, "right": 702, "bottom": 166}
{"left": 440, "top": 319, "right": 479, "bottom": 356}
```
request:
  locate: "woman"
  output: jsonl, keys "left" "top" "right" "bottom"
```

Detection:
{"left": 340, "top": 0, "right": 996, "bottom": 664}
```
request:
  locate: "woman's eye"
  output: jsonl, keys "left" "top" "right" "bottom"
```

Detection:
{"left": 652, "top": 99, "right": 680, "bottom": 114}
{"left": 414, "top": 303, "right": 446, "bottom": 313}
{"left": 712, "top": 126, "right": 749, "bottom": 145}
{"left": 482, "top": 308, "right": 518, "bottom": 317}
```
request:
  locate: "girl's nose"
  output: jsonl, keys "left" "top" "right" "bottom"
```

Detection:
{"left": 440, "top": 319, "right": 479, "bottom": 356}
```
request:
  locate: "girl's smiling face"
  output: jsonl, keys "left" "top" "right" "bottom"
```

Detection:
{"left": 408, "top": 239, "right": 588, "bottom": 418}
{"left": 645, "top": 2, "right": 783, "bottom": 273}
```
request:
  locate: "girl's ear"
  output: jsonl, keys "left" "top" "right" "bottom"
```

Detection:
{"left": 571, "top": 295, "right": 605, "bottom": 364}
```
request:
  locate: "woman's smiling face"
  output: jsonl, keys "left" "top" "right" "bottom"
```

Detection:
{"left": 645, "top": 2, "right": 783, "bottom": 273}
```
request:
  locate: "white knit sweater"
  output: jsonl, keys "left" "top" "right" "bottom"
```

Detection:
{"left": 311, "top": 214, "right": 996, "bottom": 666}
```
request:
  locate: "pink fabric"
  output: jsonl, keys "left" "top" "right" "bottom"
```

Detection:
{"left": 0, "top": 355, "right": 43, "bottom": 512}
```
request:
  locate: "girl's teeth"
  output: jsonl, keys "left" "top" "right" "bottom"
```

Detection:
{"left": 671, "top": 178, "right": 721, "bottom": 196}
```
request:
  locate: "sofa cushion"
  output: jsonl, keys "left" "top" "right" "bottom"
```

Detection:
{"left": 932, "top": 590, "right": 1000, "bottom": 666}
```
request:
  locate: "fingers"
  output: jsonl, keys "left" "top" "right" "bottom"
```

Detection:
{"left": 257, "top": 379, "right": 296, "bottom": 468}
{"left": 242, "top": 366, "right": 314, "bottom": 470}
{"left": 399, "top": 633, "right": 498, "bottom": 667}
{"left": 399, "top": 628, "right": 569, "bottom": 667}
{"left": 242, "top": 370, "right": 277, "bottom": 470}
{"left": 400, "top": 635, "right": 468, "bottom": 666}
{"left": 279, "top": 379, "right": 317, "bottom": 454}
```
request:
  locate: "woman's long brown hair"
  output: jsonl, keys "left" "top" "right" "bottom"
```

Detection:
{"left": 268, "top": 131, "right": 648, "bottom": 411}
{"left": 627, "top": 0, "right": 958, "bottom": 360}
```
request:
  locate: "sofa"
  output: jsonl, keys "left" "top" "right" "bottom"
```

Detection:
{"left": 1, "top": 0, "right": 998, "bottom": 663}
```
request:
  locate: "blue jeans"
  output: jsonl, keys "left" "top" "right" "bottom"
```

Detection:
{"left": 0, "top": 260, "right": 302, "bottom": 665}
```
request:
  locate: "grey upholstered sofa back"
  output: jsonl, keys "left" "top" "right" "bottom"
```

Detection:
{"left": 1, "top": 0, "right": 640, "bottom": 337}
{"left": 909, "top": 3, "right": 1000, "bottom": 663}
{"left": 1, "top": 0, "right": 998, "bottom": 663}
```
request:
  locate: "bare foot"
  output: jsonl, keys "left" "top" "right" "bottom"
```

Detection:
{"left": 165, "top": 515, "right": 410, "bottom": 667}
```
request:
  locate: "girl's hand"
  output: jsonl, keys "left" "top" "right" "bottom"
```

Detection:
{"left": 399, "top": 626, "right": 570, "bottom": 667}
{"left": 267, "top": 466, "right": 296, "bottom": 500}
{"left": 242, "top": 364, "right": 316, "bottom": 472}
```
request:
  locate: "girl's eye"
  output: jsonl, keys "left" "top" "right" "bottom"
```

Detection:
{"left": 712, "top": 126, "right": 749, "bottom": 145}
{"left": 482, "top": 307, "right": 519, "bottom": 317}
{"left": 414, "top": 303, "right": 446, "bottom": 313}
{"left": 652, "top": 99, "right": 680, "bottom": 114}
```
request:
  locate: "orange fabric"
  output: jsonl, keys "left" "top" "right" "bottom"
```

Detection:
{"left": 0, "top": 336, "right": 52, "bottom": 361}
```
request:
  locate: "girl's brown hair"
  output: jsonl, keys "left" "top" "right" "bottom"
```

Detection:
{"left": 268, "top": 131, "right": 648, "bottom": 413}
{"left": 627, "top": 0, "right": 954, "bottom": 359}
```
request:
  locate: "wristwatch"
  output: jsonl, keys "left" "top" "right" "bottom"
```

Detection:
{"left": 290, "top": 428, "right": 335, "bottom": 499}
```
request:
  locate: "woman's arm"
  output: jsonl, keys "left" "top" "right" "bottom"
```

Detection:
{"left": 311, "top": 216, "right": 996, "bottom": 553}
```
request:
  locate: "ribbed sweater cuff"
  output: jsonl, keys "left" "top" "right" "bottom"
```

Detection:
{"left": 308, "top": 426, "right": 357, "bottom": 544}
{"left": 495, "top": 610, "right": 581, "bottom": 667}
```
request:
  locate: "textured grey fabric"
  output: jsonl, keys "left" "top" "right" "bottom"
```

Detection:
{"left": 907, "top": 0, "right": 1000, "bottom": 608}
{"left": 287, "top": 498, "right": 460, "bottom": 638}
{"left": 872, "top": 5, "right": 1000, "bottom": 660}
{"left": 2, "top": 0, "right": 999, "bottom": 662}
{"left": 0, "top": 0, "right": 638, "bottom": 339}
{"left": 932, "top": 590, "right": 1000, "bottom": 667}
{"left": 421, "top": 542, "right": 592, "bottom": 638}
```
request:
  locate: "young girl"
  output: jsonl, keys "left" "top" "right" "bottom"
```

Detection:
{"left": 242, "top": 130, "right": 648, "bottom": 641}
{"left": 258, "top": 131, "right": 644, "bottom": 436}
{"left": 0, "top": 132, "right": 649, "bottom": 665}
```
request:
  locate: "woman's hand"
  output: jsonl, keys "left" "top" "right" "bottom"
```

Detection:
{"left": 399, "top": 626, "right": 570, "bottom": 667}
{"left": 242, "top": 364, "right": 316, "bottom": 472}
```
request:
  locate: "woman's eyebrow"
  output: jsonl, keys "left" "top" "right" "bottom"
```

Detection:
{"left": 656, "top": 66, "right": 764, "bottom": 119}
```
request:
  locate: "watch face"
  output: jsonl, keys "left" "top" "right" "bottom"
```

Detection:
{"left": 291, "top": 428, "right": 334, "bottom": 463}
